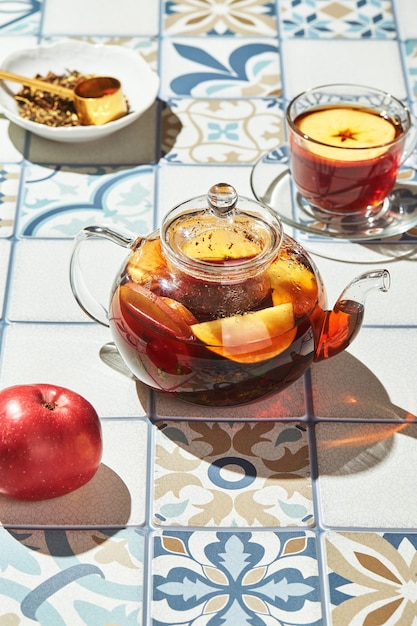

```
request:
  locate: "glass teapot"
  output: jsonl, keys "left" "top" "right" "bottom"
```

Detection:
{"left": 70, "top": 183, "right": 390, "bottom": 406}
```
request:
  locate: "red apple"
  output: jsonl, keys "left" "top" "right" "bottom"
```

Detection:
{"left": 0, "top": 384, "right": 103, "bottom": 501}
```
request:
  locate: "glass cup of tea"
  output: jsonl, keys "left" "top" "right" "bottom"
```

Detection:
{"left": 286, "top": 84, "right": 417, "bottom": 222}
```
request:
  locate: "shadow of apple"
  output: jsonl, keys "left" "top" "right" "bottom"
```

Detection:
{"left": 0, "top": 463, "right": 132, "bottom": 531}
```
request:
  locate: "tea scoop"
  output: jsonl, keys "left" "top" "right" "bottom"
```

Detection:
{"left": 0, "top": 69, "right": 128, "bottom": 125}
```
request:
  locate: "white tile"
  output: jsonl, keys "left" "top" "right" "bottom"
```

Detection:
{"left": 347, "top": 327, "right": 417, "bottom": 419}
{"left": 0, "top": 118, "right": 25, "bottom": 162}
{"left": 156, "top": 164, "right": 257, "bottom": 226}
{"left": 0, "top": 240, "right": 11, "bottom": 318}
{"left": 0, "top": 419, "right": 148, "bottom": 526}
{"left": 0, "top": 323, "right": 148, "bottom": 418}
{"left": 317, "top": 422, "right": 417, "bottom": 527}
{"left": 42, "top": 0, "right": 159, "bottom": 36}
{"left": 311, "top": 327, "right": 417, "bottom": 420}
{"left": 0, "top": 164, "right": 21, "bottom": 238}
{"left": 299, "top": 238, "right": 417, "bottom": 266}
{"left": 8, "top": 240, "right": 88, "bottom": 322}
{"left": 8, "top": 239, "right": 127, "bottom": 323}
{"left": 307, "top": 249, "right": 417, "bottom": 326}
{"left": 0, "top": 37, "right": 38, "bottom": 62}
{"left": 394, "top": 0, "right": 417, "bottom": 40}
{"left": 282, "top": 39, "right": 407, "bottom": 101}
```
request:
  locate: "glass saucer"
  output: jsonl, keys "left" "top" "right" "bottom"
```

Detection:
{"left": 250, "top": 145, "right": 417, "bottom": 241}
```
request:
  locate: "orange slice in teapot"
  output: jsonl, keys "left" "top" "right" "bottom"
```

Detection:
{"left": 191, "top": 303, "right": 296, "bottom": 363}
{"left": 119, "top": 283, "right": 195, "bottom": 341}
{"left": 268, "top": 253, "right": 318, "bottom": 317}
{"left": 126, "top": 238, "right": 166, "bottom": 284}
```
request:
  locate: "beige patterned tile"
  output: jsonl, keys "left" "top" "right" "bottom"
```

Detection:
{"left": 326, "top": 532, "right": 417, "bottom": 624}
{"left": 162, "top": 98, "right": 283, "bottom": 164}
{"left": 163, "top": 0, "right": 278, "bottom": 36}
{"left": 153, "top": 421, "right": 313, "bottom": 527}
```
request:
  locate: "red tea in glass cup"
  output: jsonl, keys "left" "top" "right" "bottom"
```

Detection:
{"left": 286, "top": 84, "right": 416, "bottom": 220}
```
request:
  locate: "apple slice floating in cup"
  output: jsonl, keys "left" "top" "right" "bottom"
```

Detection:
{"left": 298, "top": 106, "right": 396, "bottom": 160}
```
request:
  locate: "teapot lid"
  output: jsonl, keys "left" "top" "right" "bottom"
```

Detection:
{"left": 161, "top": 183, "right": 283, "bottom": 280}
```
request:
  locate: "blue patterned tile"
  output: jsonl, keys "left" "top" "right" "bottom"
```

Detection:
{"left": 279, "top": 0, "right": 396, "bottom": 39}
{"left": 152, "top": 530, "right": 322, "bottom": 625}
{"left": 17, "top": 164, "right": 156, "bottom": 238}
{"left": 160, "top": 37, "right": 280, "bottom": 99}
{"left": 0, "top": 0, "right": 41, "bottom": 34}
{"left": 0, "top": 527, "right": 144, "bottom": 624}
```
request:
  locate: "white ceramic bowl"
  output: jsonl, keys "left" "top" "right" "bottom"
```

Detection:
{"left": 0, "top": 40, "right": 159, "bottom": 142}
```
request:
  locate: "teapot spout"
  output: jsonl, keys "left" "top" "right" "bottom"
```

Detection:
{"left": 314, "top": 269, "right": 390, "bottom": 362}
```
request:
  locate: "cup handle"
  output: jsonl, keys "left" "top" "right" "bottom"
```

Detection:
{"left": 69, "top": 224, "right": 139, "bottom": 327}
{"left": 401, "top": 114, "right": 417, "bottom": 165}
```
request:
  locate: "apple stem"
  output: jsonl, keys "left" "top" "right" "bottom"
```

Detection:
{"left": 43, "top": 402, "right": 57, "bottom": 411}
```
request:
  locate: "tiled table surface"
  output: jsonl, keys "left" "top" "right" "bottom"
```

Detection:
{"left": 1, "top": 0, "right": 417, "bottom": 625}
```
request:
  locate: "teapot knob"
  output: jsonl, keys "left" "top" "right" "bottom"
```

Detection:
{"left": 207, "top": 183, "right": 238, "bottom": 216}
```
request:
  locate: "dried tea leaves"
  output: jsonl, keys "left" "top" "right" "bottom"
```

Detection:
{"left": 14, "top": 70, "right": 91, "bottom": 127}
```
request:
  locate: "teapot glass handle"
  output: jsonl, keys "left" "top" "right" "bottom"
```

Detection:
{"left": 69, "top": 224, "right": 138, "bottom": 327}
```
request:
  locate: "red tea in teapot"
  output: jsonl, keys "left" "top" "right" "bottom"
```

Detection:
{"left": 109, "top": 235, "right": 324, "bottom": 406}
